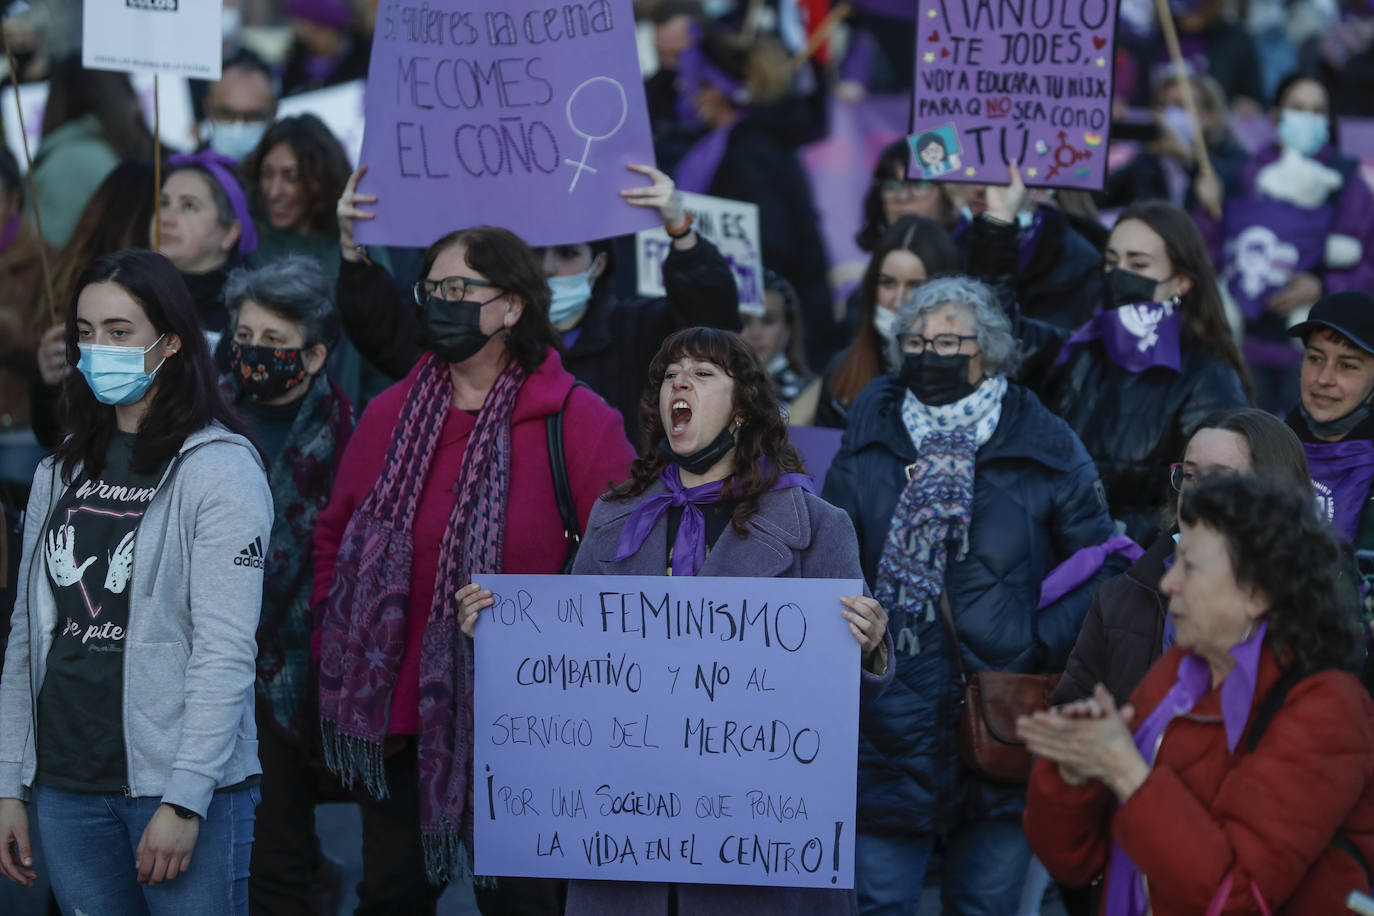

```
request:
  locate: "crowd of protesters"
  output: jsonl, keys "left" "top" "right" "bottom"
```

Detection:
{"left": 1, "top": 0, "right": 1373, "bottom": 914}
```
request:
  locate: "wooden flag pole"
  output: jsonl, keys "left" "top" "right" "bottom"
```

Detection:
{"left": 1, "top": 21, "right": 55, "bottom": 324}
{"left": 153, "top": 73, "right": 161, "bottom": 249}
{"left": 1153, "top": 0, "right": 1221, "bottom": 218}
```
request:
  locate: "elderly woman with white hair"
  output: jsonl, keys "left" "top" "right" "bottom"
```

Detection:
{"left": 823, "top": 276, "right": 1123, "bottom": 915}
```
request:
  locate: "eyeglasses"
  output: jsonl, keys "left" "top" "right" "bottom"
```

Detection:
{"left": 1169, "top": 462, "right": 1240, "bottom": 492}
{"left": 899, "top": 333, "right": 979, "bottom": 356}
{"left": 412, "top": 275, "right": 503, "bottom": 306}
{"left": 880, "top": 179, "right": 936, "bottom": 198}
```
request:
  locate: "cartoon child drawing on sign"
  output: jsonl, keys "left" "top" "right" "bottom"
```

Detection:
{"left": 910, "top": 126, "right": 962, "bottom": 179}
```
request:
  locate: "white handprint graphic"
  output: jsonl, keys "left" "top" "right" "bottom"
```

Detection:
{"left": 103, "top": 531, "right": 135, "bottom": 594}
{"left": 45, "top": 524, "right": 97, "bottom": 587}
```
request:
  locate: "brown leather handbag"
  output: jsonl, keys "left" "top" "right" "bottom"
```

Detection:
{"left": 938, "top": 593, "right": 1061, "bottom": 784}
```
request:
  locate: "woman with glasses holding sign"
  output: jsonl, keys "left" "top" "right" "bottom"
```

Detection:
{"left": 456, "top": 325, "right": 891, "bottom": 914}
{"left": 311, "top": 226, "right": 633, "bottom": 915}
{"left": 822, "top": 276, "right": 1121, "bottom": 915}
{"left": 334, "top": 161, "right": 740, "bottom": 447}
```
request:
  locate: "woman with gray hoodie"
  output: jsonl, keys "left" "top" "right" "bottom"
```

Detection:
{"left": 0, "top": 250, "right": 272, "bottom": 915}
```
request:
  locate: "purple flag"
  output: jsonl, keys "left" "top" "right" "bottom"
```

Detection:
{"left": 353, "top": 0, "right": 660, "bottom": 248}
{"left": 908, "top": 0, "right": 1121, "bottom": 189}
{"left": 1221, "top": 196, "right": 1332, "bottom": 323}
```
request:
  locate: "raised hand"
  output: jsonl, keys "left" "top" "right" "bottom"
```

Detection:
{"left": 619, "top": 163, "right": 688, "bottom": 234}
{"left": 337, "top": 164, "right": 378, "bottom": 261}
{"left": 104, "top": 530, "right": 136, "bottom": 594}
{"left": 983, "top": 159, "right": 1028, "bottom": 224}
{"left": 45, "top": 525, "right": 96, "bottom": 587}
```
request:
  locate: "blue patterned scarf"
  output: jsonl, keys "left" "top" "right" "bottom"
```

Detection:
{"left": 875, "top": 377, "right": 1005, "bottom": 655}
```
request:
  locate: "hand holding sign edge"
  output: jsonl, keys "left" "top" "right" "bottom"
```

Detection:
{"left": 338, "top": 165, "right": 377, "bottom": 263}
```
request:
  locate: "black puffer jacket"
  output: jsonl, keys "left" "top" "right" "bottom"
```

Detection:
{"left": 968, "top": 216, "right": 1248, "bottom": 543}
{"left": 333, "top": 238, "right": 740, "bottom": 448}
{"left": 823, "top": 376, "right": 1120, "bottom": 835}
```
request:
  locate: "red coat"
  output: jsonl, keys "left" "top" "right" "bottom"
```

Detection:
{"left": 311, "top": 349, "right": 634, "bottom": 733}
{"left": 1024, "top": 644, "right": 1374, "bottom": 914}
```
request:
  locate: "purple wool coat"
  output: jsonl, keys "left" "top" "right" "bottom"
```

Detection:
{"left": 565, "top": 480, "right": 894, "bottom": 916}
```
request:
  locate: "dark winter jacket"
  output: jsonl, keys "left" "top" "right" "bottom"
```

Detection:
{"left": 1053, "top": 531, "right": 1173, "bottom": 708}
{"left": 956, "top": 206, "right": 1103, "bottom": 330}
{"left": 969, "top": 216, "right": 1249, "bottom": 543}
{"left": 823, "top": 376, "right": 1120, "bottom": 835}
{"left": 333, "top": 238, "right": 740, "bottom": 448}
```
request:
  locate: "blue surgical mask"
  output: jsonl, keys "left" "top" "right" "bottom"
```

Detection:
{"left": 78, "top": 335, "right": 169, "bottom": 406}
{"left": 206, "top": 119, "right": 269, "bottom": 162}
{"left": 1277, "top": 109, "right": 1329, "bottom": 158}
{"left": 547, "top": 269, "right": 594, "bottom": 325}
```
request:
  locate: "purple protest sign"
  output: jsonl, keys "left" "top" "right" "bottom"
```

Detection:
{"left": 354, "top": 0, "right": 660, "bottom": 248}
{"left": 908, "top": 0, "right": 1120, "bottom": 189}
{"left": 473, "top": 574, "right": 862, "bottom": 887}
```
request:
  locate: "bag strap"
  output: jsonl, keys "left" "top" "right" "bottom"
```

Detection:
{"left": 546, "top": 382, "right": 589, "bottom": 556}
{"left": 936, "top": 591, "right": 967, "bottom": 686}
{"left": 1247, "top": 664, "right": 1373, "bottom": 886}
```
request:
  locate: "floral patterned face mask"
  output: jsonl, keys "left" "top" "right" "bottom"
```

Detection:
{"left": 229, "top": 342, "right": 309, "bottom": 400}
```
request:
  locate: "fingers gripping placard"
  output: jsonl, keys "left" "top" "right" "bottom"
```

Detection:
{"left": 908, "top": 0, "right": 1122, "bottom": 189}
{"left": 356, "top": 1, "right": 660, "bottom": 247}
{"left": 473, "top": 574, "right": 863, "bottom": 888}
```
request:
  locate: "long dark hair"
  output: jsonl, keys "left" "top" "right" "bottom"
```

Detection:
{"left": 241, "top": 114, "right": 351, "bottom": 237}
{"left": 420, "top": 226, "right": 559, "bottom": 373}
{"left": 53, "top": 250, "right": 252, "bottom": 483}
{"left": 41, "top": 55, "right": 154, "bottom": 161}
{"left": 857, "top": 138, "right": 951, "bottom": 252}
{"left": 1179, "top": 474, "right": 1362, "bottom": 677}
{"left": 1116, "top": 200, "right": 1254, "bottom": 401}
{"left": 829, "top": 215, "right": 960, "bottom": 407}
{"left": 50, "top": 161, "right": 157, "bottom": 318}
{"left": 611, "top": 327, "right": 804, "bottom": 536}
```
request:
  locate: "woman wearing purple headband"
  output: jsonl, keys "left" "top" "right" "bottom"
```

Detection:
{"left": 152, "top": 150, "right": 258, "bottom": 365}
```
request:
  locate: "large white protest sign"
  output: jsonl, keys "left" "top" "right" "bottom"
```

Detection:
{"left": 82, "top": 0, "right": 223, "bottom": 79}
{"left": 474, "top": 574, "right": 862, "bottom": 888}
{"left": 636, "top": 192, "right": 764, "bottom": 314}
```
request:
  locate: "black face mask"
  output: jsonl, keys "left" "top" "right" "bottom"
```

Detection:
{"left": 657, "top": 424, "right": 737, "bottom": 476}
{"left": 424, "top": 295, "right": 491, "bottom": 364}
{"left": 900, "top": 351, "right": 976, "bottom": 406}
{"left": 1299, "top": 401, "right": 1373, "bottom": 440}
{"left": 1104, "top": 267, "right": 1162, "bottom": 310}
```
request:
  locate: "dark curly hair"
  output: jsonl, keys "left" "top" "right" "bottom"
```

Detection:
{"left": 419, "top": 226, "right": 558, "bottom": 374}
{"left": 241, "top": 114, "right": 351, "bottom": 238}
{"left": 1178, "top": 474, "right": 1363, "bottom": 677}
{"left": 610, "top": 327, "right": 805, "bottom": 536}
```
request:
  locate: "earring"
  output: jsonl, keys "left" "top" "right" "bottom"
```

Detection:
{"left": 1169, "top": 293, "right": 1182, "bottom": 308}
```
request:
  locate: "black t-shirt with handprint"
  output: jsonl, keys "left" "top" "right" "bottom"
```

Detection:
{"left": 38, "top": 432, "right": 167, "bottom": 793}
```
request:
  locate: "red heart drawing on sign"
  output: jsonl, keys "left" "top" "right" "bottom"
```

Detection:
{"left": 928, "top": 30, "right": 940, "bottom": 41}
{"left": 941, "top": 47, "right": 950, "bottom": 57}
{"left": 1092, "top": 36, "right": 1106, "bottom": 49}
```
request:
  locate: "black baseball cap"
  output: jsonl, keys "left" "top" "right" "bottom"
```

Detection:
{"left": 1287, "top": 291, "right": 1374, "bottom": 355}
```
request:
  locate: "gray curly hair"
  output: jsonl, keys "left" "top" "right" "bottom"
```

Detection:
{"left": 888, "top": 275, "right": 1021, "bottom": 378}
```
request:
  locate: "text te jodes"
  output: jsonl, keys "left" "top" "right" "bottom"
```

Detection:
{"left": 356, "top": 0, "right": 658, "bottom": 248}
{"left": 472, "top": 574, "right": 863, "bottom": 888}
{"left": 907, "top": 0, "right": 1120, "bottom": 189}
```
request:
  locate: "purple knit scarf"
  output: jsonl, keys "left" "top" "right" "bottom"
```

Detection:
{"left": 318, "top": 353, "right": 526, "bottom": 884}
{"left": 612, "top": 463, "right": 814, "bottom": 576}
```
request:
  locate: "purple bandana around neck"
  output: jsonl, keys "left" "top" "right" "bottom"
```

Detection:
{"left": 0, "top": 214, "right": 20, "bottom": 254}
{"left": 166, "top": 150, "right": 259, "bottom": 259}
{"left": 1104, "top": 621, "right": 1269, "bottom": 916}
{"left": 612, "top": 462, "right": 815, "bottom": 576}
{"left": 1302, "top": 439, "right": 1374, "bottom": 543}
{"left": 1056, "top": 301, "right": 1184, "bottom": 375}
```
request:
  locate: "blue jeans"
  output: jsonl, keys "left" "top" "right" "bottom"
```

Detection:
{"left": 855, "top": 818, "right": 1033, "bottom": 916}
{"left": 33, "top": 783, "right": 259, "bottom": 916}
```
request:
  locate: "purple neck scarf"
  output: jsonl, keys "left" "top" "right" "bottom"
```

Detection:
{"left": 1104, "top": 621, "right": 1269, "bottom": 916}
{"left": 0, "top": 214, "right": 20, "bottom": 254}
{"left": 1056, "top": 301, "right": 1184, "bottom": 375}
{"left": 612, "top": 463, "right": 814, "bottom": 576}
{"left": 166, "top": 150, "right": 259, "bottom": 259}
{"left": 1303, "top": 439, "right": 1374, "bottom": 543}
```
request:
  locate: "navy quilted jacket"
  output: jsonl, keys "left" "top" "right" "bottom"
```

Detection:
{"left": 823, "top": 376, "right": 1121, "bottom": 836}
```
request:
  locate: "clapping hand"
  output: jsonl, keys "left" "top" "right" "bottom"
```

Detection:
{"left": 1017, "top": 684, "right": 1149, "bottom": 799}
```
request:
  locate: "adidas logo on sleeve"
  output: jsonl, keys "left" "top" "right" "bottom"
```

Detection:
{"left": 235, "top": 536, "right": 266, "bottom": 569}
